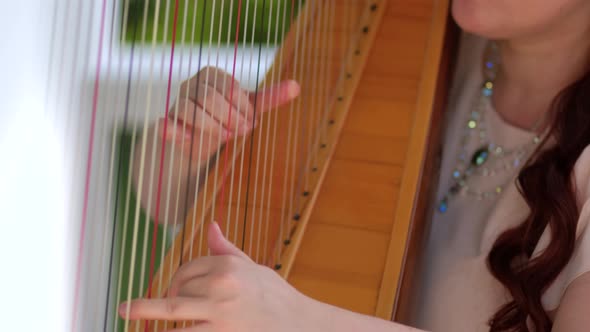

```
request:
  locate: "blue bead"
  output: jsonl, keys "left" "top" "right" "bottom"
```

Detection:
{"left": 482, "top": 88, "right": 493, "bottom": 97}
{"left": 486, "top": 61, "right": 494, "bottom": 69}
{"left": 438, "top": 200, "right": 448, "bottom": 213}
{"left": 453, "top": 170, "right": 461, "bottom": 178}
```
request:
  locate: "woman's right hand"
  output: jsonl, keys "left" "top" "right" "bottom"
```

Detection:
{"left": 158, "top": 66, "right": 300, "bottom": 165}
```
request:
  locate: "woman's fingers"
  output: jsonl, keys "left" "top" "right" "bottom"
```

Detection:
{"left": 198, "top": 84, "right": 251, "bottom": 136}
{"left": 180, "top": 67, "right": 253, "bottom": 121}
{"left": 168, "top": 98, "right": 231, "bottom": 139}
{"left": 166, "top": 256, "right": 218, "bottom": 297}
{"left": 119, "top": 297, "right": 210, "bottom": 321}
{"left": 249, "top": 80, "right": 300, "bottom": 112}
{"left": 175, "top": 277, "right": 211, "bottom": 298}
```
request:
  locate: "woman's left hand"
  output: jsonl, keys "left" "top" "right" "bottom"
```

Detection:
{"left": 118, "top": 222, "right": 326, "bottom": 332}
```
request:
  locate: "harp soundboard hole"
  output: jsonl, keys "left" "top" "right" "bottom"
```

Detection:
{"left": 371, "top": 4, "right": 378, "bottom": 11}
{"left": 284, "top": 239, "right": 291, "bottom": 245}
{"left": 346, "top": 73, "right": 352, "bottom": 79}
{"left": 321, "top": 143, "right": 327, "bottom": 148}
{"left": 303, "top": 191, "right": 309, "bottom": 197}
{"left": 274, "top": 264, "right": 282, "bottom": 270}
{"left": 362, "top": 26, "right": 369, "bottom": 33}
{"left": 337, "top": 97, "right": 343, "bottom": 101}
{"left": 312, "top": 167, "right": 318, "bottom": 172}
{"left": 329, "top": 119, "right": 335, "bottom": 125}
{"left": 293, "top": 214, "right": 301, "bottom": 221}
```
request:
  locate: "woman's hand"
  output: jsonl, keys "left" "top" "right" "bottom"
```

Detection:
{"left": 118, "top": 222, "right": 327, "bottom": 332}
{"left": 158, "top": 67, "right": 300, "bottom": 164}
{"left": 132, "top": 67, "right": 300, "bottom": 225}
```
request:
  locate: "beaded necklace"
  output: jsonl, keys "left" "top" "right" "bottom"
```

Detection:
{"left": 437, "top": 43, "right": 544, "bottom": 213}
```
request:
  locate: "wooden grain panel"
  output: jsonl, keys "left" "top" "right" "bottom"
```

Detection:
{"left": 310, "top": 159, "right": 402, "bottom": 232}
{"left": 334, "top": 134, "right": 408, "bottom": 166}
{"left": 288, "top": 223, "right": 390, "bottom": 315}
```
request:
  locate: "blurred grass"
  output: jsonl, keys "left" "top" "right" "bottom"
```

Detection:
{"left": 124, "top": 0, "right": 303, "bottom": 44}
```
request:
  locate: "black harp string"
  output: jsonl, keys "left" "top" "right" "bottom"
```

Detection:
{"left": 102, "top": 0, "right": 137, "bottom": 329}
{"left": 226, "top": 0, "right": 256, "bottom": 249}
{"left": 117, "top": 0, "right": 156, "bottom": 330}
{"left": 242, "top": 0, "right": 268, "bottom": 252}
{"left": 232, "top": 0, "right": 257, "bottom": 246}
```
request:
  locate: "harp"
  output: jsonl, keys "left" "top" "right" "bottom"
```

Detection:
{"left": 0, "top": 0, "right": 457, "bottom": 330}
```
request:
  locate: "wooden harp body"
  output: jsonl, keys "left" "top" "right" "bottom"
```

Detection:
{"left": 0, "top": 0, "right": 457, "bottom": 330}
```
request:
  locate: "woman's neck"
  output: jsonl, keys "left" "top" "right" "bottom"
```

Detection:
{"left": 492, "top": 20, "right": 590, "bottom": 131}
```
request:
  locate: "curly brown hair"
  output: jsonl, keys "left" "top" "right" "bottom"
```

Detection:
{"left": 487, "top": 69, "right": 590, "bottom": 331}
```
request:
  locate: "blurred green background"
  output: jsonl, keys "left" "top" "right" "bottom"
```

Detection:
{"left": 124, "top": 0, "right": 304, "bottom": 44}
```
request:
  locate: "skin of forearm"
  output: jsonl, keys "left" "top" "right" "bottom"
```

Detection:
{"left": 307, "top": 299, "right": 426, "bottom": 332}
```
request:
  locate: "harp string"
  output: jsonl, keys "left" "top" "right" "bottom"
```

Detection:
{"left": 232, "top": 0, "right": 258, "bottom": 245}
{"left": 303, "top": 0, "right": 322, "bottom": 197}
{"left": 159, "top": 0, "right": 189, "bottom": 303}
{"left": 123, "top": 0, "right": 178, "bottom": 330}
{"left": 321, "top": 0, "right": 335, "bottom": 144}
{"left": 226, "top": 0, "right": 252, "bottom": 247}
{"left": 308, "top": 0, "right": 329, "bottom": 171}
{"left": 211, "top": 0, "right": 235, "bottom": 237}
{"left": 291, "top": 0, "right": 317, "bottom": 232}
{"left": 259, "top": 0, "right": 287, "bottom": 263}
{"left": 102, "top": 0, "right": 136, "bottom": 329}
{"left": 284, "top": 0, "right": 311, "bottom": 264}
{"left": 43, "top": 0, "right": 60, "bottom": 119}
{"left": 262, "top": 0, "right": 289, "bottom": 265}
{"left": 276, "top": 0, "right": 300, "bottom": 268}
{"left": 247, "top": 0, "right": 275, "bottom": 260}
{"left": 72, "top": 0, "right": 108, "bottom": 330}
{"left": 52, "top": 0, "right": 72, "bottom": 129}
{"left": 113, "top": 1, "right": 146, "bottom": 330}
{"left": 240, "top": 0, "right": 267, "bottom": 253}
{"left": 143, "top": 3, "right": 197, "bottom": 328}
{"left": 317, "top": 0, "right": 330, "bottom": 151}
{"left": 146, "top": 0, "right": 192, "bottom": 305}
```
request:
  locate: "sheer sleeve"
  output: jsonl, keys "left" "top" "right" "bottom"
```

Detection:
{"left": 541, "top": 145, "right": 590, "bottom": 311}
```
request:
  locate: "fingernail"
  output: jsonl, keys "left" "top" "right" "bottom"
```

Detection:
{"left": 118, "top": 302, "right": 128, "bottom": 314}
{"left": 287, "top": 80, "right": 301, "bottom": 99}
{"left": 212, "top": 221, "right": 222, "bottom": 233}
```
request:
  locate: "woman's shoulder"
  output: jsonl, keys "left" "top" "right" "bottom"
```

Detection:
{"left": 540, "top": 144, "right": 590, "bottom": 311}
{"left": 574, "top": 144, "right": 590, "bottom": 206}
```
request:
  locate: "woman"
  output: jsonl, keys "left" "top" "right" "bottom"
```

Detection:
{"left": 123, "top": 0, "right": 590, "bottom": 331}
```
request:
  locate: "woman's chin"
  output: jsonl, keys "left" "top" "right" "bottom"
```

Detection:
{"left": 451, "top": 0, "right": 508, "bottom": 39}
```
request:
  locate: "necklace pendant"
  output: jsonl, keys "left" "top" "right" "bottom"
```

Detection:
{"left": 471, "top": 147, "right": 490, "bottom": 167}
